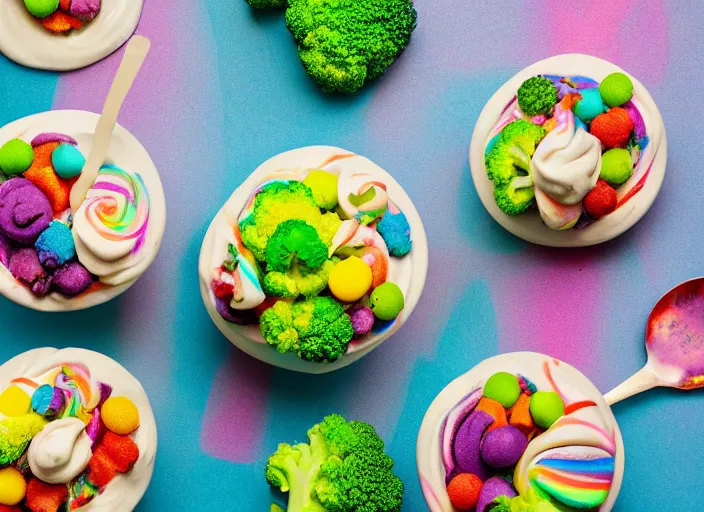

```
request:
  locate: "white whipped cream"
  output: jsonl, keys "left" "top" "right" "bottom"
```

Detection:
{"left": 28, "top": 418, "right": 92, "bottom": 484}
{"left": 531, "top": 111, "right": 602, "bottom": 205}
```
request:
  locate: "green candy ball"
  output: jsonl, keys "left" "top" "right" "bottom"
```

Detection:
{"left": 0, "top": 139, "right": 34, "bottom": 176}
{"left": 529, "top": 391, "right": 565, "bottom": 429}
{"left": 24, "top": 0, "right": 60, "bottom": 18}
{"left": 599, "top": 73, "right": 634, "bottom": 107}
{"left": 483, "top": 372, "right": 521, "bottom": 408}
{"left": 600, "top": 148, "right": 633, "bottom": 186}
{"left": 369, "top": 282, "right": 404, "bottom": 321}
{"left": 303, "top": 170, "right": 339, "bottom": 210}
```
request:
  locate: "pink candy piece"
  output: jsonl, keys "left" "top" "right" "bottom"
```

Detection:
{"left": 69, "top": 0, "right": 101, "bottom": 21}
{"left": 31, "top": 133, "right": 77, "bottom": 147}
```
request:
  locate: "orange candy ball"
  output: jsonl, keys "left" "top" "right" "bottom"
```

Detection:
{"left": 447, "top": 473, "right": 483, "bottom": 510}
{"left": 590, "top": 107, "right": 634, "bottom": 148}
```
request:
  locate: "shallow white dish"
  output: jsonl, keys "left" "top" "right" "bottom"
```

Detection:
{"left": 0, "top": 0, "right": 143, "bottom": 71}
{"left": 0, "top": 110, "right": 166, "bottom": 312}
{"left": 469, "top": 54, "right": 667, "bottom": 247}
{"left": 0, "top": 347, "right": 157, "bottom": 512}
{"left": 417, "top": 352, "right": 625, "bottom": 512}
{"left": 198, "top": 146, "right": 429, "bottom": 374}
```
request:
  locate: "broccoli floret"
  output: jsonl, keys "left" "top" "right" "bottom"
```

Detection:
{"left": 266, "top": 220, "right": 328, "bottom": 273}
{"left": 246, "top": 0, "right": 286, "bottom": 8}
{"left": 494, "top": 175, "right": 535, "bottom": 216}
{"left": 265, "top": 415, "right": 403, "bottom": 512}
{"left": 517, "top": 76, "right": 558, "bottom": 116}
{"left": 239, "top": 181, "right": 341, "bottom": 262}
{"left": 259, "top": 297, "right": 354, "bottom": 362}
{"left": 489, "top": 489, "right": 561, "bottom": 512}
{"left": 485, "top": 120, "right": 545, "bottom": 186}
{"left": 284, "top": 0, "right": 418, "bottom": 93}
{"left": 264, "top": 258, "right": 338, "bottom": 299}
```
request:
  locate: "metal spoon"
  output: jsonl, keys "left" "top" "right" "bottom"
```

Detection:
{"left": 69, "top": 35, "right": 151, "bottom": 213}
{"left": 605, "top": 277, "right": 704, "bottom": 405}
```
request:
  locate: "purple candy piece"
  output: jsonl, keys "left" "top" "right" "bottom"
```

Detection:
{"left": 9, "top": 248, "right": 46, "bottom": 285}
{"left": 214, "top": 295, "right": 258, "bottom": 325}
{"left": 52, "top": 261, "right": 93, "bottom": 296}
{"left": 30, "top": 133, "right": 77, "bottom": 148}
{"left": 69, "top": 0, "right": 101, "bottom": 21}
{"left": 622, "top": 100, "right": 647, "bottom": 140}
{"left": 347, "top": 305, "right": 374, "bottom": 337}
{"left": 0, "top": 179, "right": 53, "bottom": 245}
{"left": 96, "top": 382, "right": 112, "bottom": 408}
{"left": 452, "top": 410, "right": 494, "bottom": 481}
{"left": 0, "top": 231, "right": 12, "bottom": 266}
{"left": 31, "top": 275, "right": 53, "bottom": 297}
{"left": 480, "top": 425, "right": 528, "bottom": 469}
{"left": 476, "top": 476, "right": 517, "bottom": 512}
{"left": 86, "top": 409, "right": 107, "bottom": 450}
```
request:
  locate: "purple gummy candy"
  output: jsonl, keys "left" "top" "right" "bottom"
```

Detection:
{"left": 347, "top": 305, "right": 374, "bottom": 337}
{"left": 0, "top": 231, "right": 12, "bottom": 266}
{"left": 9, "top": 248, "right": 46, "bottom": 285}
{"left": 69, "top": 0, "right": 101, "bottom": 21}
{"left": 52, "top": 261, "right": 93, "bottom": 297}
{"left": 476, "top": 476, "right": 517, "bottom": 512}
{"left": 623, "top": 100, "right": 647, "bottom": 140}
{"left": 0, "top": 179, "right": 53, "bottom": 245}
{"left": 480, "top": 425, "right": 528, "bottom": 469}
{"left": 31, "top": 275, "right": 53, "bottom": 297}
{"left": 214, "top": 295, "right": 258, "bottom": 325}
{"left": 96, "top": 382, "right": 112, "bottom": 408}
{"left": 38, "top": 251, "right": 60, "bottom": 270}
{"left": 31, "top": 133, "right": 77, "bottom": 148}
{"left": 86, "top": 409, "right": 107, "bottom": 449}
{"left": 452, "top": 410, "right": 494, "bottom": 481}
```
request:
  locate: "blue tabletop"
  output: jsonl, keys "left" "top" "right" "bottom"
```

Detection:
{"left": 1, "top": 0, "right": 702, "bottom": 510}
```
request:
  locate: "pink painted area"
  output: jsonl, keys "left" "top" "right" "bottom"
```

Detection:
{"left": 200, "top": 353, "right": 272, "bottom": 463}
{"left": 532, "top": 0, "right": 669, "bottom": 86}
{"left": 492, "top": 250, "right": 605, "bottom": 376}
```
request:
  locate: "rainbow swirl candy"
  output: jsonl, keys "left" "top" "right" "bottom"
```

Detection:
{"left": 73, "top": 165, "right": 151, "bottom": 286}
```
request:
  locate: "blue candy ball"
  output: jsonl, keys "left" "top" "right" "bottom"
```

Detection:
{"left": 377, "top": 209, "right": 412, "bottom": 257}
{"left": 572, "top": 88, "right": 606, "bottom": 122}
{"left": 35, "top": 220, "right": 76, "bottom": 269}
{"left": 51, "top": 143, "right": 85, "bottom": 179}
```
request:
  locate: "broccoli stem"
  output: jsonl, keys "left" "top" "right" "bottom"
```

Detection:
{"left": 286, "top": 437, "right": 327, "bottom": 512}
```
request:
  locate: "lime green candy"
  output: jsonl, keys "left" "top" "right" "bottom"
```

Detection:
{"left": 483, "top": 372, "right": 521, "bottom": 408}
{"left": 23, "top": 0, "right": 59, "bottom": 18}
{"left": 369, "top": 282, "right": 404, "bottom": 321}
{"left": 599, "top": 72, "right": 634, "bottom": 107}
{"left": 0, "top": 413, "right": 48, "bottom": 465}
{"left": 529, "top": 391, "right": 565, "bottom": 429}
{"left": 600, "top": 148, "right": 633, "bottom": 185}
{"left": 303, "top": 170, "right": 339, "bottom": 210}
{"left": 0, "top": 139, "right": 34, "bottom": 176}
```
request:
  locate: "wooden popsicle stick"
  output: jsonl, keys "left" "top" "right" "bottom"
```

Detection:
{"left": 69, "top": 35, "right": 151, "bottom": 213}
{"left": 604, "top": 366, "right": 662, "bottom": 406}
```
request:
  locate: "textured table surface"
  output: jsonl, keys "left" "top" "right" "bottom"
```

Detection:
{"left": 1, "top": 1, "right": 702, "bottom": 510}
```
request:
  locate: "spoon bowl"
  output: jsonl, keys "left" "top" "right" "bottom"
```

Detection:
{"left": 605, "top": 277, "right": 704, "bottom": 405}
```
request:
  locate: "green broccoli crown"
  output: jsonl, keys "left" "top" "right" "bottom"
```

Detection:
{"left": 247, "top": 0, "right": 286, "bottom": 8}
{"left": 285, "top": 0, "right": 418, "bottom": 93}
{"left": 239, "top": 181, "right": 341, "bottom": 262}
{"left": 485, "top": 120, "right": 545, "bottom": 185}
{"left": 266, "top": 219, "right": 328, "bottom": 273}
{"left": 259, "top": 297, "right": 354, "bottom": 362}
{"left": 517, "top": 76, "right": 558, "bottom": 116}
{"left": 266, "top": 415, "right": 403, "bottom": 512}
{"left": 494, "top": 175, "right": 535, "bottom": 216}
{"left": 264, "top": 258, "right": 338, "bottom": 299}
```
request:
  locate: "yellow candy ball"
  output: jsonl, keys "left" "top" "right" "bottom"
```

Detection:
{"left": 0, "top": 386, "right": 31, "bottom": 418}
{"left": 101, "top": 396, "right": 140, "bottom": 435}
{"left": 0, "top": 467, "right": 26, "bottom": 506}
{"left": 328, "top": 256, "right": 373, "bottom": 302}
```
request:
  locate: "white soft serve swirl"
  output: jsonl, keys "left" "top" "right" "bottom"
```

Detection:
{"left": 28, "top": 418, "right": 93, "bottom": 484}
{"left": 531, "top": 108, "right": 602, "bottom": 205}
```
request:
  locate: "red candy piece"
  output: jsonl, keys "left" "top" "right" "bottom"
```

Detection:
{"left": 24, "top": 479, "right": 68, "bottom": 512}
{"left": 0, "top": 506, "right": 23, "bottom": 512}
{"left": 59, "top": 0, "right": 72, "bottom": 10}
{"left": 212, "top": 280, "right": 234, "bottom": 300}
{"left": 447, "top": 473, "right": 483, "bottom": 510}
{"left": 40, "top": 11, "right": 83, "bottom": 33}
{"left": 584, "top": 180, "right": 617, "bottom": 219}
{"left": 88, "top": 431, "right": 140, "bottom": 489}
{"left": 590, "top": 107, "right": 634, "bottom": 148}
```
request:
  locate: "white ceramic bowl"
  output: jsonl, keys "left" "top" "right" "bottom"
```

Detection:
{"left": 417, "top": 352, "right": 625, "bottom": 512}
{"left": 199, "top": 146, "right": 429, "bottom": 374}
{"left": 469, "top": 54, "right": 667, "bottom": 247}
{"left": 0, "top": 110, "right": 166, "bottom": 312}
{"left": 0, "top": 347, "right": 157, "bottom": 512}
{"left": 0, "top": 0, "right": 143, "bottom": 71}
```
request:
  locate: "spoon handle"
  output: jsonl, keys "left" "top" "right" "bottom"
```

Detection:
{"left": 69, "top": 35, "right": 151, "bottom": 213}
{"left": 604, "top": 366, "right": 660, "bottom": 406}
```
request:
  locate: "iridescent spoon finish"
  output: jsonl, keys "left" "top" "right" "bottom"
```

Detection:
{"left": 605, "top": 277, "right": 704, "bottom": 405}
